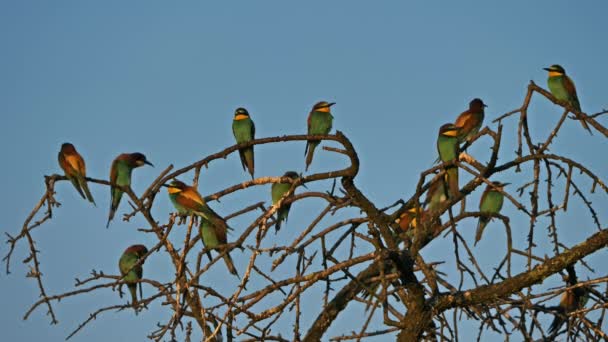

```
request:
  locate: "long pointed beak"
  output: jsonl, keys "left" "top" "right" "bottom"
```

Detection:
{"left": 301, "top": 183, "right": 308, "bottom": 189}
{"left": 161, "top": 184, "right": 170, "bottom": 188}
{"left": 328, "top": 102, "right": 336, "bottom": 107}
{"left": 144, "top": 160, "right": 154, "bottom": 167}
{"left": 543, "top": 67, "right": 551, "bottom": 71}
{"left": 502, "top": 182, "right": 511, "bottom": 186}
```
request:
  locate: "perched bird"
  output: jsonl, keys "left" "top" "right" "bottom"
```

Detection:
{"left": 58, "top": 143, "right": 96, "bottom": 205}
{"left": 548, "top": 286, "right": 592, "bottom": 335}
{"left": 165, "top": 180, "right": 239, "bottom": 277}
{"left": 454, "top": 98, "right": 486, "bottom": 144}
{"left": 424, "top": 176, "right": 448, "bottom": 213}
{"left": 232, "top": 107, "right": 256, "bottom": 178}
{"left": 475, "top": 181, "right": 509, "bottom": 244}
{"left": 437, "top": 123, "right": 461, "bottom": 198}
{"left": 118, "top": 244, "right": 148, "bottom": 307}
{"left": 107, "top": 153, "right": 153, "bottom": 228}
{"left": 305, "top": 101, "right": 335, "bottom": 171}
{"left": 396, "top": 207, "right": 423, "bottom": 235}
{"left": 271, "top": 171, "right": 301, "bottom": 232}
{"left": 543, "top": 64, "right": 591, "bottom": 133}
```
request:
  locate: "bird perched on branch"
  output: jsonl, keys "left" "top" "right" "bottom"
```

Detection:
{"left": 548, "top": 286, "right": 591, "bottom": 335}
{"left": 232, "top": 107, "right": 256, "bottom": 179}
{"left": 58, "top": 143, "right": 96, "bottom": 205}
{"left": 165, "top": 180, "right": 239, "bottom": 278}
{"left": 454, "top": 98, "right": 486, "bottom": 145}
{"left": 437, "top": 123, "right": 461, "bottom": 198}
{"left": 475, "top": 181, "right": 509, "bottom": 244}
{"left": 271, "top": 171, "right": 302, "bottom": 232}
{"left": 305, "top": 101, "right": 335, "bottom": 171}
{"left": 424, "top": 175, "right": 448, "bottom": 214}
{"left": 118, "top": 244, "right": 148, "bottom": 308}
{"left": 543, "top": 64, "right": 592, "bottom": 133}
{"left": 107, "top": 153, "right": 153, "bottom": 227}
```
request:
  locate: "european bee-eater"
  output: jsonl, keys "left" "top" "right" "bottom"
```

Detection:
{"left": 396, "top": 207, "right": 422, "bottom": 235}
{"left": 548, "top": 285, "right": 592, "bottom": 335}
{"left": 232, "top": 107, "right": 256, "bottom": 178}
{"left": 437, "top": 123, "right": 461, "bottom": 198}
{"left": 271, "top": 171, "right": 301, "bottom": 232}
{"left": 165, "top": 180, "right": 239, "bottom": 277}
{"left": 305, "top": 101, "right": 335, "bottom": 171}
{"left": 475, "top": 181, "right": 509, "bottom": 244}
{"left": 118, "top": 244, "right": 148, "bottom": 307}
{"left": 107, "top": 153, "right": 153, "bottom": 228}
{"left": 424, "top": 176, "right": 448, "bottom": 213}
{"left": 543, "top": 64, "right": 591, "bottom": 133}
{"left": 58, "top": 143, "right": 95, "bottom": 205}
{"left": 454, "top": 98, "right": 486, "bottom": 144}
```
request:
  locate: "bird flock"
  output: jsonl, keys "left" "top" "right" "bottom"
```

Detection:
{"left": 55, "top": 65, "right": 590, "bottom": 330}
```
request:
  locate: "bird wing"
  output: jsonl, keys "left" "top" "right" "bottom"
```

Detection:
{"left": 175, "top": 188, "right": 207, "bottom": 213}
{"left": 563, "top": 75, "right": 579, "bottom": 100}
{"left": 110, "top": 159, "right": 119, "bottom": 185}
{"left": 454, "top": 111, "right": 470, "bottom": 129}
{"left": 307, "top": 111, "right": 313, "bottom": 133}
{"left": 479, "top": 185, "right": 489, "bottom": 209}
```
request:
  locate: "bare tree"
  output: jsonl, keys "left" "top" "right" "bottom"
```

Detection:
{"left": 5, "top": 81, "right": 608, "bottom": 341}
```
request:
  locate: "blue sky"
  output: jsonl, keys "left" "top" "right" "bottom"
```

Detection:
{"left": 2, "top": 1, "right": 607, "bottom": 341}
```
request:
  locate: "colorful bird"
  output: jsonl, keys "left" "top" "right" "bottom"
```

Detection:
{"left": 454, "top": 98, "right": 486, "bottom": 144}
{"left": 424, "top": 175, "right": 448, "bottom": 213}
{"left": 548, "top": 285, "right": 592, "bottom": 335}
{"left": 232, "top": 107, "right": 256, "bottom": 178}
{"left": 543, "top": 64, "right": 591, "bottom": 133}
{"left": 437, "top": 123, "right": 461, "bottom": 198}
{"left": 165, "top": 180, "right": 239, "bottom": 277}
{"left": 107, "top": 153, "right": 153, "bottom": 228}
{"left": 396, "top": 207, "right": 422, "bottom": 235}
{"left": 58, "top": 143, "right": 96, "bottom": 205}
{"left": 305, "top": 101, "right": 335, "bottom": 171}
{"left": 475, "top": 181, "right": 509, "bottom": 244}
{"left": 271, "top": 171, "right": 301, "bottom": 232}
{"left": 118, "top": 244, "right": 148, "bottom": 307}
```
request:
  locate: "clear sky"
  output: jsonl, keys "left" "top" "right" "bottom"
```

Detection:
{"left": 2, "top": 1, "right": 607, "bottom": 341}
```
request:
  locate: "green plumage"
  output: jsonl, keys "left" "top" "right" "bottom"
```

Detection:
{"left": 547, "top": 75, "right": 581, "bottom": 112}
{"left": 232, "top": 108, "right": 256, "bottom": 178}
{"left": 271, "top": 171, "right": 300, "bottom": 232}
{"left": 544, "top": 64, "right": 591, "bottom": 133}
{"left": 305, "top": 102, "right": 334, "bottom": 171}
{"left": 107, "top": 153, "right": 153, "bottom": 228}
{"left": 437, "top": 124, "right": 460, "bottom": 198}
{"left": 475, "top": 182, "right": 507, "bottom": 244}
{"left": 199, "top": 219, "right": 238, "bottom": 277}
{"left": 424, "top": 177, "right": 448, "bottom": 213}
{"left": 118, "top": 245, "right": 148, "bottom": 308}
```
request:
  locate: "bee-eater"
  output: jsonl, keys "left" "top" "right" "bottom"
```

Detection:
{"left": 396, "top": 207, "right": 422, "bottom": 235}
{"left": 437, "top": 123, "right": 461, "bottom": 198}
{"left": 107, "top": 153, "right": 153, "bottom": 228}
{"left": 305, "top": 101, "right": 335, "bottom": 171}
{"left": 118, "top": 244, "right": 148, "bottom": 307}
{"left": 232, "top": 107, "right": 256, "bottom": 178}
{"left": 475, "top": 181, "right": 509, "bottom": 244}
{"left": 165, "top": 180, "right": 239, "bottom": 277}
{"left": 548, "top": 286, "right": 592, "bottom": 335}
{"left": 454, "top": 98, "right": 486, "bottom": 144}
{"left": 271, "top": 171, "right": 301, "bottom": 232}
{"left": 424, "top": 176, "right": 448, "bottom": 213}
{"left": 58, "top": 143, "right": 95, "bottom": 205}
{"left": 543, "top": 64, "right": 591, "bottom": 133}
